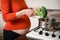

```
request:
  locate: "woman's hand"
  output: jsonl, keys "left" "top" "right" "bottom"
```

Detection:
{"left": 23, "top": 9, "right": 34, "bottom": 17}
{"left": 31, "top": 7, "right": 40, "bottom": 16}
{"left": 33, "top": 7, "right": 40, "bottom": 11}
{"left": 16, "top": 8, "right": 40, "bottom": 19}
{"left": 16, "top": 9, "right": 33, "bottom": 18}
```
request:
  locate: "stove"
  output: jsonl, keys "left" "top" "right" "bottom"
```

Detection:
{"left": 26, "top": 17, "right": 60, "bottom": 40}
{"left": 26, "top": 28, "right": 60, "bottom": 40}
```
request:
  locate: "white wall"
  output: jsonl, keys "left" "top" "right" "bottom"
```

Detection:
{"left": 25, "top": 0, "right": 60, "bottom": 10}
{"left": 0, "top": 11, "right": 5, "bottom": 37}
{"left": 59, "top": 0, "right": 60, "bottom": 8}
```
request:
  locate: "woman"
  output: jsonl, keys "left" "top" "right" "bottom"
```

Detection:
{"left": 1, "top": 0, "right": 39, "bottom": 40}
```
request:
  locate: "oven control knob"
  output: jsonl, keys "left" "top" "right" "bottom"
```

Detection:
{"left": 39, "top": 31, "right": 43, "bottom": 35}
{"left": 52, "top": 34, "right": 56, "bottom": 37}
{"left": 45, "top": 32, "right": 49, "bottom": 36}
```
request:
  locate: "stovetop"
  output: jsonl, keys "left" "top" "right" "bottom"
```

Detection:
{"left": 26, "top": 27, "right": 60, "bottom": 40}
{"left": 27, "top": 16, "right": 60, "bottom": 40}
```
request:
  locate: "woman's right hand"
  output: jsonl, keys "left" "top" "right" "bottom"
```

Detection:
{"left": 16, "top": 9, "right": 33, "bottom": 18}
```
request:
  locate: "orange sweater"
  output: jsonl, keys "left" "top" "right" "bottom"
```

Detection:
{"left": 1, "top": 0, "right": 31, "bottom": 30}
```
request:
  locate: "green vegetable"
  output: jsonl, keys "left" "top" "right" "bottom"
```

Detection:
{"left": 35, "top": 6, "right": 47, "bottom": 19}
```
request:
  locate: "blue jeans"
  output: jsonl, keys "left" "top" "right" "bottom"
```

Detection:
{"left": 3, "top": 30, "right": 20, "bottom": 40}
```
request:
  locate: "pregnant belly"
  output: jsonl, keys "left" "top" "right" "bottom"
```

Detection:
{"left": 12, "top": 28, "right": 30, "bottom": 35}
